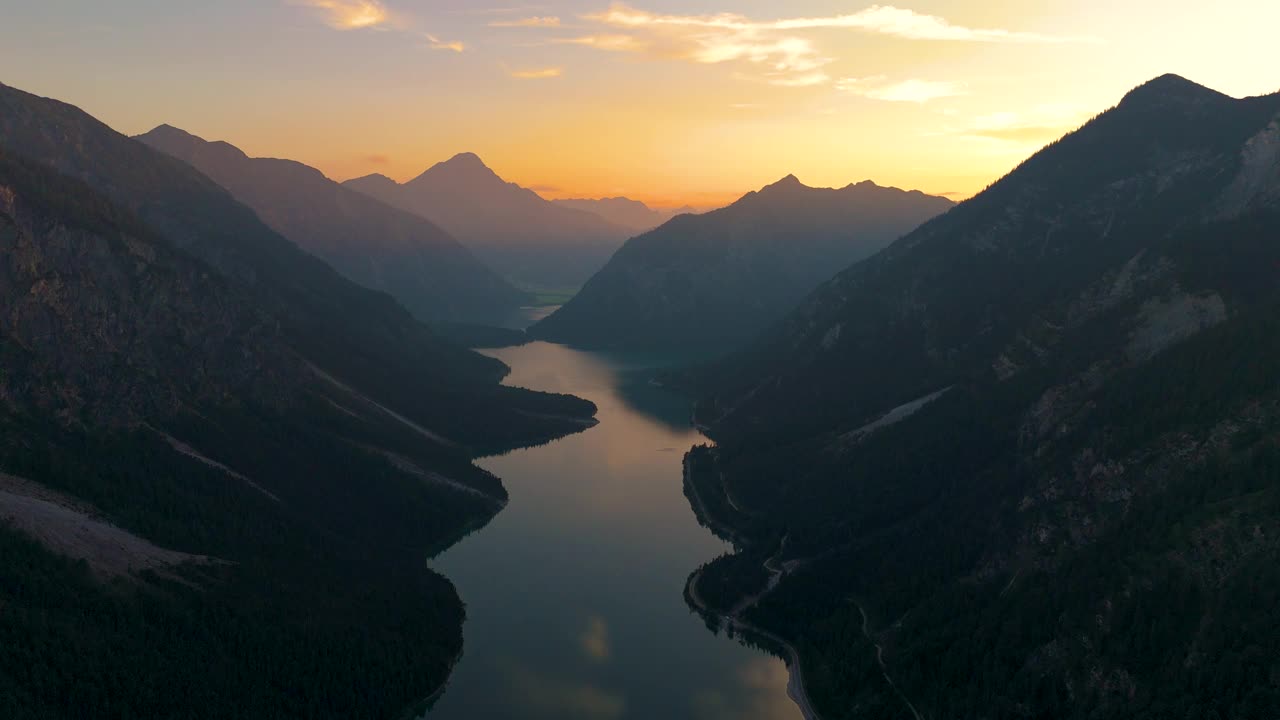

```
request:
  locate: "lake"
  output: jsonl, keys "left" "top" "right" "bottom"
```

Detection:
{"left": 422, "top": 341, "right": 801, "bottom": 720}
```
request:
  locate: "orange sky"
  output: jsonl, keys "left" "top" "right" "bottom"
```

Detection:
{"left": 2, "top": 1, "right": 1278, "bottom": 209}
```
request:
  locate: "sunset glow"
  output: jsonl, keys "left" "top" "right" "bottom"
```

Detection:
{"left": 3, "top": 0, "right": 1277, "bottom": 208}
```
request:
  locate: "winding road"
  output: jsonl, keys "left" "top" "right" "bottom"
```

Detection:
{"left": 686, "top": 536, "right": 823, "bottom": 720}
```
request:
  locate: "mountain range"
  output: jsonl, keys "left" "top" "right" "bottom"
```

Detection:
{"left": 344, "top": 153, "right": 631, "bottom": 288}
{"left": 0, "top": 80, "right": 596, "bottom": 718}
{"left": 134, "top": 125, "right": 526, "bottom": 324}
{"left": 550, "top": 196, "right": 698, "bottom": 233}
{"left": 4, "top": 68, "right": 1280, "bottom": 720}
{"left": 678, "top": 74, "right": 1280, "bottom": 718}
{"left": 532, "top": 176, "right": 952, "bottom": 350}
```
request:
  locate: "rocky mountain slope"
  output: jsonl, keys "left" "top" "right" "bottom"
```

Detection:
{"left": 0, "top": 82, "right": 596, "bottom": 719}
{"left": 532, "top": 177, "right": 952, "bottom": 350}
{"left": 680, "top": 75, "right": 1280, "bottom": 719}
{"left": 344, "top": 153, "right": 630, "bottom": 288}
{"left": 135, "top": 125, "right": 526, "bottom": 324}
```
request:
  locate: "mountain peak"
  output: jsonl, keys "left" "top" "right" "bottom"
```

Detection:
{"left": 135, "top": 124, "right": 249, "bottom": 161}
{"left": 348, "top": 172, "right": 395, "bottom": 184}
{"left": 1119, "top": 73, "right": 1228, "bottom": 109}
{"left": 411, "top": 151, "right": 504, "bottom": 187}
{"left": 138, "top": 123, "right": 205, "bottom": 146}
{"left": 440, "top": 152, "right": 491, "bottom": 172}
{"left": 758, "top": 174, "right": 808, "bottom": 195}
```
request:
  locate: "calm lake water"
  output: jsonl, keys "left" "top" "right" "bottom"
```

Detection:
{"left": 422, "top": 342, "right": 800, "bottom": 720}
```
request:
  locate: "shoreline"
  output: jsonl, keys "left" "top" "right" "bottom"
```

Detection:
{"left": 682, "top": 448, "right": 824, "bottom": 720}
{"left": 685, "top": 565, "right": 822, "bottom": 720}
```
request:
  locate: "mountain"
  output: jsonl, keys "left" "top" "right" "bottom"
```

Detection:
{"left": 0, "top": 81, "right": 596, "bottom": 718}
{"left": 344, "top": 153, "right": 631, "bottom": 288}
{"left": 551, "top": 196, "right": 697, "bottom": 233}
{"left": 134, "top": 125, "right": 526, "bottom": 324}
{"left": 531, "top": 177, "right": 952, "bottom": 350}
{"left": 677, "top": 75, "right": 1280, "bottom": 719}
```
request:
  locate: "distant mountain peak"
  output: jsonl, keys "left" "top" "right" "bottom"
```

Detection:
{"left": 410, "top": 151, "right": 505, "bottom": 188}
{"left": 136, "top": 124, "right": 248, "bottom": 161}
{"left": 147, "top": 122, "right": 195, "bottom": 137}
{"left": 757, "top": 174, "right": 808, "bottom": 196}
{"left": 138, "top": 123, "right": 205, "bottom": 146}
{"left": 437, "top": 151, "right": 495, "bottom": 175}
{"left": 348, "top": 172, "right": 396, "bottom": 184}
{"left": 443, "top": 151, "right": 486, "bottom": 167}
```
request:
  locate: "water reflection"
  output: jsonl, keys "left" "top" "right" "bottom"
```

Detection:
{"left": 422, "top": 342, "right": 799, "bottom": 720}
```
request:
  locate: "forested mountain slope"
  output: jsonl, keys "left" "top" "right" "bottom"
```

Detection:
{"left": 0, "top": 83, "right": 596, "bottom": 718}
{"left": 681, "top": 75, "right": 1280, "bottom": 719}
{"left": 533, "top": 176, "right": 951, "bottom": 350}
{"left": 136, "top": 125, "right": 526, "bottom": 324}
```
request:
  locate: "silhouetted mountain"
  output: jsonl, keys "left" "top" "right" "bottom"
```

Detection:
{"left": 135, "top": 125, "right": 526, "bottom": 324}
{"left": 344, "top": 154, "right": 630, "bottom": 287}
{"left": 551, "top": 196, "right": 698, "bottom": 233}
{"left": 678, "top": 75, "right": 1280, "bottom": 718}
{"left": 0, "top": 81, "right": 596, "bottom": 718}
{"left": 532, "top": 177, "right": 952, "bottom": 349}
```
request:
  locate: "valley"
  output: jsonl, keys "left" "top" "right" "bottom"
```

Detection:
{"left": 0, "top": 3, "right": 1277, "bottom": 713}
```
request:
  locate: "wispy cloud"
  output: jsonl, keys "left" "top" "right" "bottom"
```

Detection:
{"left": 589, "top": 4, "right": 1093, "bottom": 43}
{"left": 469, "top": 5, "right": 554, "bottom": 15}
{"left": 837, "top": 76, "right": 967, "bottom": 103}
{"left": 935, "top": 105, "right": 1087, "bottom": 145}
{"left": 564, "top": 3, "right": 1093, "bottom": 87}
{"left": 554, "top": 34, "right": 646, "bottom": 52}
{"left": 291, "top": 1, "right": 467, "bottom": 53}
{"left": 424, "top": 33, "right": 466, "bottom": 52}
{"left": 292, "top": 0, "right": 390, "bottom": 30}
{"left": 509, "top": 66, "right": 564, "bottom": 79}
{"left": 491, "top": 16, "right": 561, "bottom": 28}
{"left": 770, "top": 71, "right": 830, "bottom": 87}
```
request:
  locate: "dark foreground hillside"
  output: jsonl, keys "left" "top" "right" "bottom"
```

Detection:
{"left": 681, "top": 75, "right": 1280, "bottom": 719}
{"left": 0, "top": 83, "right": 596, "bottom": 719}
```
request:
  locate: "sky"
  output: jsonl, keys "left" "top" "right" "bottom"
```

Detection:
{"left": 1, "top": 0, "right": 1278, "bottom": 209}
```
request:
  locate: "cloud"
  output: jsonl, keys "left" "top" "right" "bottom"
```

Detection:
{"left": 940, "top": 105, "right": 1087, "bottom": 145}
{"left": 569, "top": 3, "right": 835, "bottom": 86}
{"left": 837, "top": 76, "right": 967, "bottom": 102}
{"left": 293, "top": 0, "right": 389, "bottom": 30}
{"left": 526, "top": 183, "right": 561, "bottom": 193}
{"left": 769, "top": 71, "right": 830, "bottom": 87}
{"left": 470, "top": 5, "right": 555, "bottom": 15}
{"left": 424, "top": 33, "right": 466, "bottom": 51}
{"left": 364, "top": 154, "right": 391, "bottom": 165}
{"left": 579, "top": 616, "right": 611, "bottom": 663}
{"left": 588, "top": 3, "right": 1093, "bottom": 43}
{"left": 569, "top": 3, "right": 1094, "bottom": 87}
{"left": 554, "top": 34, "right": 646, "bottom": 52}
{"left": 967, "top": 124, "right": 1065, "bottom": 142}
{"left": 291, "top": 2, "right": 464, "bottom": 52}
{"left": 491, "top": 16, "right": 561, "bottom": 27}
{"left": 509, "top": 66, "right": 563, "bottom": 79}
